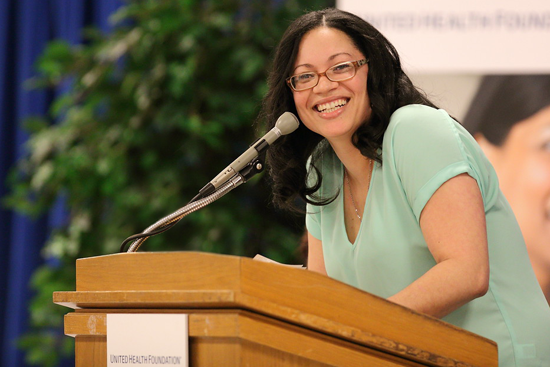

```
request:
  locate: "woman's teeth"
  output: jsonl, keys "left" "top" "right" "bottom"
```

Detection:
{"left": 316, "top": 99, "right": 347, "bottom": 113}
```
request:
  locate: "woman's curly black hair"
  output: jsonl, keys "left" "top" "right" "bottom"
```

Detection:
{"left": 257, "top": 8, "right": 437, "bottom": 212}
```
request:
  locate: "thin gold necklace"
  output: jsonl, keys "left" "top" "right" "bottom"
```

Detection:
{"left": 345, "top": 159, "right": 373, "bottom": 221}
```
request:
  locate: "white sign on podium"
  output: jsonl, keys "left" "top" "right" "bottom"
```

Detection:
{"left": 107, "top": 314, "right": 189, "bottom": 367}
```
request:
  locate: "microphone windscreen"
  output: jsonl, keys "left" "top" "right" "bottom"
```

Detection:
{"left": 275, "top": 112, "right": 299, "bottom": 135}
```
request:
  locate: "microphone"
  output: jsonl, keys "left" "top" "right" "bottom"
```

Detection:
{"left": 119, "top": 112, "right": 300, "bottom": 252}
{"left": 198, "top": 112, "right": 299, "bottom": 198}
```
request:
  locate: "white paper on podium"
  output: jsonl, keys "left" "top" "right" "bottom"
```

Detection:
{"left": 107, "top": 314, "right": 188, "bottom": 367}
{"left": 253, "top": 254, "right": 306, "bottom": 269}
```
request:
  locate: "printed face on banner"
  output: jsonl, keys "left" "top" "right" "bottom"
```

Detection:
{"left": 480, "top": 105, "right": 550, "bottom": 272}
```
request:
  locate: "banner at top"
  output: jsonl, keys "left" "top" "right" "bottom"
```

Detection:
{"left": 337, "top": 0, "right": 550, "bottom": 73}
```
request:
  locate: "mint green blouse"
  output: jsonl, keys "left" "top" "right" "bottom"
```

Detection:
{"left": 306, "top": 105, "right": 550, "bottom": 366}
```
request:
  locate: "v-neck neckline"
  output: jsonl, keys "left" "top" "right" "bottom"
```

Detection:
{"left": 340, "top": 161, "right": 375, "bottom": 247}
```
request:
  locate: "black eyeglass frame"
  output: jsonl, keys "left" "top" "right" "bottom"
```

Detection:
{"left": 286, "top": 58, "right": 368, "bottom": 92}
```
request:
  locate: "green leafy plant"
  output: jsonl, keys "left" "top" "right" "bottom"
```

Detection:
{"left": 5, "top": 0, "right": 333, "bottom": 365}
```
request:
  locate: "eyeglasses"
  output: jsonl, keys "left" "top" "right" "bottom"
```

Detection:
{"left": 286, "top": 59, "right": 368, "bottom": 92}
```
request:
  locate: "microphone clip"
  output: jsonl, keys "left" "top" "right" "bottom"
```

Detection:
{"left": 238, "top": 156, "right": 265, "bottom": 182}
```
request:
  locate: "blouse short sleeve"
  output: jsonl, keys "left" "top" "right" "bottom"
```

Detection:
{"left": 306, "top": 203, "right": 322, "bottom": 240}
{"left": 385, "top": 105, "right": 497, "bottom": 221}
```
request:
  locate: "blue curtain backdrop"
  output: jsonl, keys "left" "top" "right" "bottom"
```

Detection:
{"left": 0, "top": 0, "right": 124, "bottom": 365}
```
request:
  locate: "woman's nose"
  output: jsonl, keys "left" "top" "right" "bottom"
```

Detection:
{"left": 313, "top": 74, "right": 338, "bottom": 93}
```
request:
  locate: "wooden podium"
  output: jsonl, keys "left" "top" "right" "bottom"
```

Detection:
{"left": 53, "top": 252, "right": 497, "bottom": 367}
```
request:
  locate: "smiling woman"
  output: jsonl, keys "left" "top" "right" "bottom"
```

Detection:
{"left": 290, "top": 27, "right": 371, "bottom": 145}
{"left": 463, "top": 74, "right": 550, "bottom": 305}
{"left": 257, "top": 8, "right": 550, "bottom": 367}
